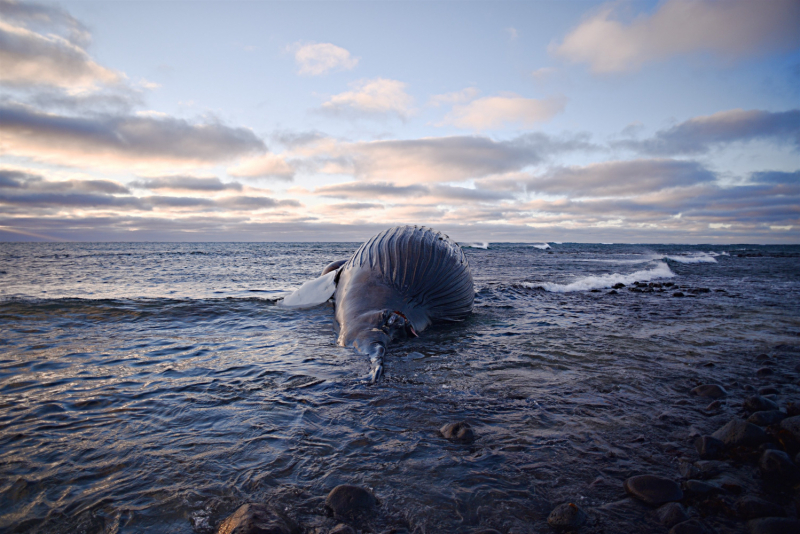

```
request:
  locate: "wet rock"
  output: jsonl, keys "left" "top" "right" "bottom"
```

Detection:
{"left": 472, "top": 530, "right": 502, "bottom": 534}
{"left": 757, "top": 368, "right": 775, "bottom": 377}
{"left": 758, "top": 449, "right": 800, "bottom": 484}
{"left": 329, "top": 525, "right": 355, "bottom": 534}
{"left": 547, "top": 502, "right": 587, "bottom": 530}
{"left": 744, "top": 396, "right": 780, "bottom": 413}
{"left": 679, "top": 461, "right": 700, "bottom": 479}
{"left": 758, "top": 387, "right": 779, "bottom": 395}
{"left": 669, "top": 519, "right": 714, "bottom": 534}
{"left": 747, "top": 411, "right": 786, "bottom": 427}
{"left": 657, "top": 502, "right": 689, "bottom": 528}
{"left": 735, "top": 496, "right": 784, "bottom": 520}
{"left": 673, "top": 292, "right": 685, "bottom": 297}
{"left": 608, "top": 289, "right": 618, "bottom": 295}
{"left": 612, "top": 283, "right": 625, "bottom": 289}
{"left": 692, "top": 384, "right": 727, "bottom": 399}
{"left": 325, "top": 485, "right": 377, "bottom": 519}
{"left": 694, "top": 460, "right": 727, "bottom": 479}
{"left": 683, "top": 479, "right": 722, "bottom": 497}
{"left": 217, "top": 504, "right": 298, "bottom": 534}
{"left": 624, "top": 475, "right": 683, "bottom": 505}
{"left": 756, "top": 354, "right": 771, "bottom": 361}
{"left": 440, "top": 421, "right": 475, "bottom": 443}
{"left": 705, "top": 400, "right": 724, "bottom": 411}
{"left": 711, "top": 418, "right": 768, "bottom": 447}
{"left": 786, "top": 402, "right": 800, "bottom": 417}
{"left": 779, "top": 416, "right": 800, "bottom": 441}
{"left": 747, "top": 517, "right": 800, "bottom": 534}
{"left": 713, "top": 475, "right": 743, "bottom": 494}
{"left": 695, "top": 436, "right": 724, "bottom": 460}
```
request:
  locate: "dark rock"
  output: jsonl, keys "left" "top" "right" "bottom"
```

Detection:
{"left": 440, "top": 421, "right": 475, "bottom": 443}
{"left": 613, "top": 283, "right": 625, "bottom": 289}
{"left": 711, "top": 418, "right": 768, "bottom": 447}
{"left": 758, "top": 387, "right": 779, "bottom": 395}
{"left": 608, "top": 289, "right": 618, "bottom": 295}
{"left": 780, "top": 416, "right": 800, "bottom": 441}
{"left": 692, "top": 384, "right": 727, "bottom": 398}
{"left": 747, "top": 411, "right": 786, "bottom": 427}
{"left": 683, "top": 480, "right": 721, "bottom": 497}
{"left": 747, "top": 517, "right": 800, "bottom": 534}
{"left": 664, "top": 282, "right": 674, "bottom": 287}
{"left": 325, "top": 485, "right": 377, "bottom": 519}
{"left": 624, "top": 475, "right": 683, "bottom": 505}
{"left": 694, "top": 460, "right": 727, "bottom": 478}
{"left": 786, "top": 402, "right": 800, "bottom": 417}
{"left": 329, "top": 525, "right": 355, "bottom": 534}
{"left": 669, "top": 519, "right": 715, "bottom": 534}
{"left": 472, "top": 530, "right": 502, "bottom": 534}
{"left": 757, "top": 368, "right": 775, "bottom": 377}
{"left": 547, "top": 502, "right": 587, "bottom": 529}
{"left": 744, "top": 396, "right": 780, "bottom": 413}
{"left": 657, "top": 502, "right": 689, "bottom": 528}
{"left": 705, "top": 400, "right": 724, "bottom": 411}
{"left": 217, "top": 504, "right": 298, "bottom": 534}
{"left": 758, "top": 449, "right": 800, "bottom": 484}
{"left": 713, "top": 475, "right": 743, "bottom": 494}
{"left": 695, "top": 436, "right": 724, "bottom": 460}
{"left": 735, "top": 496, "right": 785, "bottom": 520}
{"left": 673, "top": 292, "right": 685, "bottom": 297}
{"left": 679, "top": 461, "right": 700, "bottom": 479}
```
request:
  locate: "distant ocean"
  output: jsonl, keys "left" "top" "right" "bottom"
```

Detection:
{"left": 1, "top": 242, "right": 799, "bottom": 533}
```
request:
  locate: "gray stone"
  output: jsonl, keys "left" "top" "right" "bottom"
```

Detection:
{"left": 547, "top": 502, "right": 587, "bottom": 530}
{"left": 624, "top": 475, "right": 683, "bottom": 505}
{"left": 735, "top": 496, "right": 784, "bottom": 520}
{"left": 325, "top": 485, "right": 377, "bottom": 519}
{"left": 691, "top": 384, "right": 727, "bottom": 398}
{"left": 217, "top": 504, "right": 297, "bottom": 534}
{"left": 657, "top": 502, "right": 689, "bottom": 528}
{"left": 747, "top": 517, "right": 800, "bottom": 534}
{"left": 694, "top": 436, "right": 724, "bottom": 460}
{"left": 669, "top": 519, "right": 715, "bottom": 534}
{"left": 711, "top": 418, "right": 768, "bottom": 447}
{"left": 748, "top": 411, "right": 786, "bottom": 426}
{"left": 440, "top": 421, "right": 475, "bottom": 443}
{"left": 683, "top": 479, "right": 721, "bottom": 497}
{"left": 779, "top": 415, "right": 800, "bottom": 441}
{"left": 758, "top": 449, "right": 800, "bottom": 484}
{"left": 744, "top": 396, "right": 780, "bottom": 413}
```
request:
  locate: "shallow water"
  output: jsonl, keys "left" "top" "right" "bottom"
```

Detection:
{"left": 1, "top": 242, "right": 799, "bottom": 533}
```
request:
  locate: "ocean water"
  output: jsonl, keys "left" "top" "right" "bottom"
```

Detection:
{"left": 1, "top": 241, "right": 799, "bottom": 533}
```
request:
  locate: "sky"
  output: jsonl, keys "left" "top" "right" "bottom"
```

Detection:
{"left": 1, "top": 0, "right": 799, "bottom": 243}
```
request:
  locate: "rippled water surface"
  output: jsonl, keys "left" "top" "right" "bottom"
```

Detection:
{"left": 1, "top": 242, "right": 799, "bottom": 533}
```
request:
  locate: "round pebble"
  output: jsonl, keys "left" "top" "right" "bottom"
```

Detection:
{"left": 624, "top": 475, "right": 683, "bottom": 505}
{"left": 657, "top": 502, "right": 689, "bottom": 528}
{"left": 758, "top": 449, "right": 799, "bottom": 484}
{"left": 756, "top": 367, "right": 774, "bottom": 377}
{"left": 683, "top": 479, "right": 720, "bottom": 497}
{"left": 711, "top": 418, "right": 768, "bottom": 447}
{"left": 325, "top": 485, "right": 377, "bottom": 519}
{"left": 694, "top": 436, "right": 724, "bottom": 460}
{"left": 547, "top": 502, "right": 587, "bottom": 530}
{"left": 747, "top": 411, "right": 786, "bottom": 427}
{"left": 779, "top": 416, "right": 800, "bottom": 441}
{"left": 744, "top": 396, "right": 779, "bottom": 413}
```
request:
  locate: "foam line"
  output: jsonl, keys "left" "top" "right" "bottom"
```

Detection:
{"left": 524, "top": 261, "right": 675, "bottom": 293}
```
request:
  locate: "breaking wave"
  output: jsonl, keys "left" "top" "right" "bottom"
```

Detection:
{"left": 661, "top": 252, "right": 718, "bottom": 263}
{"left": 531, "top": 243, "right": 551, "bottom": 250}
{"left": 464, "top": 242, "right": 489, "bottom": 250}
{"left": 523, "top": 261, "right": 675, "bottom": 293}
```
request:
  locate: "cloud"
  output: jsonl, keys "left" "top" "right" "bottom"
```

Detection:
{"left": 552, "top": 0, "right": 800, "bottom": 73}
{"left": 0, "top": 103, "right": 267, "bottom": 170}
{"left": 526, "top": 159, "right": 716, "bottom": 197}
{"left": 318, "top": 78, "right": 414, "bottom": 120}
{"left": 0, "top": 167, "right": 130, "bottom": 194}
{"left": 0, "top": 0, "right": 89, "bottom": 46}
{"left": 290, "top": 41, "right": 359, "bottom": 76}
{"left": 428, "top": 87, "right": 480, "bottom": 107}
{"left": 314, "top": 181, "right": 514, "bottom": 203}
{"left": 620, "top": 108, "right": 800, "bottom": 155}
{"left": 325, "top": 202, "right": 385, "bottom": 211}
{"left": 228, "top": 153, "right": 295, "bottom": 180}
{"left": 441, "top": 94, "right": 566, "bottom": 130}
{"left": 131, "top": 176, "right": 244, "bottom": 192}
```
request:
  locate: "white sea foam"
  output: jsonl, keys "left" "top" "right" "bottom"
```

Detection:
{"left": 465, "top": 242, "right": 489, "bottom": 249}
{"left": 531, "top": 243, "right": 551, "bottom": 250}
{"left": 661, "top": 252, "right": 717, "bottom": 264}
{"left": 524, "top": 261, "right": 675, "bottom": 293}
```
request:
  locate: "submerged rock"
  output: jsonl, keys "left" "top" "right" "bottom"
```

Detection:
{"left": 694, "top": 436, "right": 724, "bottom": 460}
{"left": 711, "top": 418, "right": 768, "bottom": 447}
{"left": 657, "top": 502, "right": 689, "bottom": 528}
{"left": 747, "top": 517, "right": 800, "bottom": 534}
{"left": 748, "top": 411, "right": 786, "bottom": 427}
{"left": 440, "top": 421, "right": 475, "bottom": 443}
{"left": 756, "top": 368, "right": 775, "bottom": 377}
{"left": 692, "top": 384, "right": 727, "bottom": 398}
{"left": 735, "top": 496, "right": 784, "bottom": 520}
{"left": 217, "top": 503, "right": 297, "bottom": 534}
{"left": 547, "top": 502, "right": 587, "bottom": 530}
{"left": 325, "top": 485, "right": 377, "bottom": 519}
{"left": 624, "top": 475, "right": 683, "bottom": 505}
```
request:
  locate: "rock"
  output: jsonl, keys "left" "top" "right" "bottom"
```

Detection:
{"left": 679, "top": 461, "right": 700, "bottom": 479}
{"left": 744, "top": 396, "right": 780, "bottom": 413}
{"left": 748, "top": 411, "right": 786, "bottom": 427}
{"left": 786, "top": 402, "right": 800, "bottom": 417}
{"left": 547, "top": 502, "right": 587, "bottom": 530}
{"left": 329, "top": 525, "right": 355, "bottom": 534}
{"left": 683, "top": 479, "right": 721, "bottom": 497}
{"left": 694, "top": 460, "right": 727, "bottom": 478}
{"left": 705, "top": 400, "right": 724, "bottom": 411}
{"left": 758, "top": 387, "right": 779, "bottom": 395}
{"left": 694, "top": 436, "right": 724, "bottom": 460}
{"left": 217, "top": 504, "right": 297, "bottom": 534}
{"left": 608, "top": 289, "right": 618, "bottom": 295}
{"left": 711, "top": 418, "right": 768, "bottom": 447}
{"left": 757, "top": 354, "right": 771, "bottom": 361}
{"left": 669, "top": 519, "right": 714, "bottom": 534}
{"left": 440, "top": 421, "right": 475, "bottom": 443}
{"left": 624, "top": 475, "right": 683, "bottom": 505}
{"left": 657, "top": 502, "right": 689, "bottom": 528}
{"left": 735, "top": 496, "right": 784, "bottom": 520}
{"left": 713, "top": 475, "right": 743, "bottom": 494}
{"left": 779, "top": 416, "right": 800, "bottom": 441}
{"left": 673, "top": 292, "right": 685, "bottom": 297}
{"left": 472, "top": 530, "right": 502, "bottom": 534}
{"left": 747, "top": 517, "right": 800, "bottom": 534}
{"left": 758, "top": 449, "right": 800, "bottom": 484}
{"left": 757, "top": 368, "right": 775, "bottom": 377}
{"left": 325, "top": 485, "right": 377, "bottom": 519}
{"left": 692, "top": 384, "right": 727, "bottom": 398}
{"left": 613, "top": 283, "right": 625, "bottom": 289}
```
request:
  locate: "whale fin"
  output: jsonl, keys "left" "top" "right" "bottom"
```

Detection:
{"left": 279, "top": 270, "right": 337, "bottom": 308}
{"left": 321, "top": 259, "right": 349, "bottom": 276}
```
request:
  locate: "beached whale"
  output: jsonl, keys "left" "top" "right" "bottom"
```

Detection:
{"left": 281, "top": 225, "right": 474, "bottom": 382}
